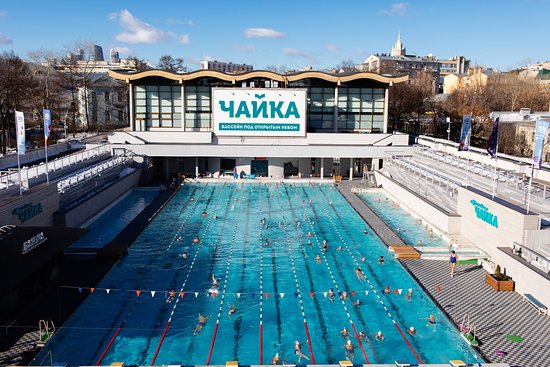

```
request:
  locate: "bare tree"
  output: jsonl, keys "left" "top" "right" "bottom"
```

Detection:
{"left": 335, "top": 60, "right": 357, "bottom": 73}
{"left": 157, "top": 55, "right": 186, "bottom": 72}
{"left": 0, "top": 51, "right": 37, "bottom": 154}
{"left": 125, "top": 56, "right": 150, "bottom": 71}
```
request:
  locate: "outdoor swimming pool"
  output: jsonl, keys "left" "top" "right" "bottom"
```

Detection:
{"left": 34, "top": 182, "right": 480, "bottom": 366}
{"left": 69, "top": 188, "right": 160, "bottom": 250}
{"left": 358, "top": 191, "right": 448, "bottom": 247}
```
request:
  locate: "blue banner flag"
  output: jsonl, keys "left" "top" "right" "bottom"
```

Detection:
{"left": 43, "top": 109, "right": 51, "bottom": 141}
{"left": 533, "top": 119, "right": 549, "bottom": 169}
{"left": 487, "top": 117, "right": 499, "bottom": 158}
{"left": 458, "top": 114, "right": 471, "bottom": 151}
{"left": 15, "top": 111, "right": 25, "bottom": 155}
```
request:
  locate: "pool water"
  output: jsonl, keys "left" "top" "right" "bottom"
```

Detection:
{"left": 69, "top": 188, "right": 159, "bottom": 249}
{"left": 34, "top": 182, "right": 480, "bottom": 366}
{"left": 358, "top": 191, "right": 448, "bottom": 247}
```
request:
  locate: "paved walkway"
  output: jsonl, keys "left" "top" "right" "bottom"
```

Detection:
{"left": 338, "top": 179, "right": 550, "bottom": 367}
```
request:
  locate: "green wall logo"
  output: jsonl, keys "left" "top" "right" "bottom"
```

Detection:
{"left": 213, "top": 88, "right": 306, "bottom": 137}
{"left": 12, "top": 202, "right": 43, "bottom": 223}
{"left": 470, "top": 199, "right": 498, "bottom": 228}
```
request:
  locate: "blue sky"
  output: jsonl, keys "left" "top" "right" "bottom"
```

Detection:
{"left": 0, "top": 0, "right": 548, "bottom": 71}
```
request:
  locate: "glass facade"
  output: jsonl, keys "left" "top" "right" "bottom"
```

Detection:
{"left": 134, "top": 85, "right": 182, "bottom": 128}
{"left": 132, "top": 77, "right": 386, "bottom": 133}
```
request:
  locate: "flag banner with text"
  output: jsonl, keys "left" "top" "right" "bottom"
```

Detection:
{"left": 487, "top": 117, "right": 499, "bottom": 158}
{"left": 44, "top": 109, "right": 51, "bottom": 142}
{"left": 458, "top": 114, "right": 471, "bottom": 151}
{"left": 15, "top": 111, "right": 25, "bottom": 155}
{"left": 533, "top": 119, "right": 549, "bottom": 169}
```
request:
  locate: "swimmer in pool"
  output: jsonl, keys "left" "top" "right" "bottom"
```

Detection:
{"left": 336, "top": 245, "right": 343, "bottom": 251}
{"left": 194, "top": 313, "right": 210, "bottom": 335}
{"left": 375, "top": 331, "right": 385, "bottom": 341}
{"left": 355, "top": 267, "right": 366, "bottom": 282}
{"left": 384, "top": 285, "right": 391, "bottom": 295}
{"left": 212, "top": 274, "right": 220, "bottom": 288}
{"left": 228, "top": 304, "right": 237, "bottom": 318}
{"left": 342, "top": 340, "right": 356, "bottom": 360}
{"left": 408, "top": 326, "right": 417, "bottom": 336}
{"left": 405, "top": 288, "right": 413, "bottom": 301}
{"left": 328, "top": 288, "right": 335, "bottom": 302}
{"left": 166, "top": 290, "right": 176, "bottom": 303}
{"left": 193, "top": 236, "right": 199, "bottom": 244}
{"left": 270, "top": 352, "right": 281, "bottom": 365}
{"left": 307, "top": 231, "right": 312, "bottom": 238}
{"left": 359, "top": 331, "right": 369, "bottom": 342}
{"left": 363, "top": 229, "right": 368, "bottom": 235}
{"left": 378, "top": 255, "right": 385, "bottom": 264}
{"left": 315, "top": 253, "right": 321, "bottom": 263}
{"left": 339, "top": 327, "right": 350, "bottom": 339}
{"left": 294, "top": 341, "right": 310, "bottom": 362}
{"left": 426, "top": 314, "right": 436, "bottom": 325}
{"left": 202, "top": 210, "right": 207, "bottom": 217}
{"left": 340, "top": 291, "right": 349, "bottom": 300}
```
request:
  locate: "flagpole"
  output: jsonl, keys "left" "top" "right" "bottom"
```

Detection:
{"left": 526, "top": 162, "right": 534, "bottom": 214}
{"left": 465, "top": 113, "right": 472, "bottom": 187}
{"left": 17, "top": 151, "right": 22, "bottom": 196}
{"left": 491, "top": 116, "right": 500, "bottom": 199}
{"left": 44, "top": 109, "right": 50, "bottom": 184}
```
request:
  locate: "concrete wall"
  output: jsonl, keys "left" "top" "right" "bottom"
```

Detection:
{"left": 0, "top": 183, "right": 60, "bottom": 226}
{"left": 456, "top": 187, "right": 549, "bottom": 305}
{"left": 59, "top": 169, "right": 141, "bottom": 227}
{"left": 374, "top": 171, "right": 461, "bottom": 234}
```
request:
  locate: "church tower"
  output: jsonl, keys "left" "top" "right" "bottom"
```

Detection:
{"left": 391, "top": 32, "right": 406, "bottom": 57}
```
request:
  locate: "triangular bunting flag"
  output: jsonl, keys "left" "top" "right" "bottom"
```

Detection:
{"left": 265, "top": 293, "right": 269, "bottom": 299}
{"left": 310, "top": 292, "right": 315, "bottom": 298}
{"left": 394, "top": 289, "right": 399, "bottom": 294}
{"left": 195, "top": 292, "right": 199, "bottom": 298}
{"left": 90, "top": 288, "right": 95, "bottom": 293}
{"left": 365, "top": 291, "right": 369, "bottom": 296}
{"left": 136, "top": 290, "right": 141, "bottom": 297}
{"left": 78, "top": 288, "right": 82, "bottom": 293}
{"left": 398, "top": 289, "right": 403, "bottom": 295}
{"left": 294, "top": 292, "right": 299, "bottom": 298}
{"left": 237, "top": 293, "right": 241, "bottom": 298}
{"left": 351, "top": 291, "right": 356, "bottom": 297}
{"left": 179, "top": 292, "right": 185, "bottom": 298}
{"left": 323, "top": 292, "right": 328, "bottom": 298}
{"left": 251, "top": 293, "right": 256, "bottom": 299}
{"left": 106, "top": 289, "right": 110, "bottom": 294}
{"left": 211, "top": 292, "right": 217, "bottom": 298}
{"left": 280, "top": 293, "right": 285, "bottom": 298}
{"left": 338, "top": 291, "right": 342, "bottom": 296}
{"left": 151, "top": 291, "right": 156, "bottom": 297}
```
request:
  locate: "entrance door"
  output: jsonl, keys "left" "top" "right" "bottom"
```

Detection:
{"left": 251, "top": 160, "right": 268, "bottom": 177}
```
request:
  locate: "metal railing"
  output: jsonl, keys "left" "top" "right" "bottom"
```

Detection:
{"left": 0, "top": 144, "right": 111, "bottom": 191}
{"left": 57, "top": 156, "right": 129, "bottom": 193}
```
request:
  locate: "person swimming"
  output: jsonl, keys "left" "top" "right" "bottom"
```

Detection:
{"left": 228, "top": 304, "right": 237, "bottom": 318}
{"left": 315, "top": 253, "right": 321, "bottom": 263}
{"left": 211, "top": 274, "right": 220, "bottom": 288}
{"left": 378, "top": 255, "right": 385, "bottom": 264}
{"left": 336, "top": 245, "right": 343, "bottom": 251}
{"left": 328, "top": 288, "right": 335, "bottom": 301}
{"left": 384, "top": 285, "right": 391, "bottom": 294}
{"left": 307, "top": 232, "right": 312, "bottom": 238}
{"left": 270, "top": 352, "right": 281, "bottom": 365}
{"left": 193, "top": 236, "right": 199, "bottom": 244}
{"left": 322, "top": 240, "right": 328, "bottom": 252}
{"left": 194, "top": 313, "right": 210, "bottom": 335}
{"left": 408, "top": 326, "right": 417, "bottom": 336}
{"left": 340, "top": 291, "right": 349, "bottom": 300}
{"left": 375, "top": 331, "right": 384, "bottom": 341}
{"left": 166, "top": 290, "right": 176, "bottom": 303}
{"left": 363, "top": 229, "right": 368, "bottom": 235}
{"left": 339, "top": 327, "right": 350, "bottom": 339}
{"left": 405, "top": 288, "right": 413, "bottom": 301}
{"left": 427, "top": 314, "right": 436, "bottom": 325}
{"left": 343, "top": 339, "right": 356, "bottom": 360}
{"left": 294, "top": 341, "right": 310, "bottom": 362}
{"left": 355, "top": 267, "right": 366, "bottom": 282}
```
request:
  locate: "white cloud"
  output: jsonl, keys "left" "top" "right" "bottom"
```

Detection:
{"left": 166, "top": 18, "right": 195, "bottom": 26}
{"left": 0, "top": 32, "right": 12, "bottom": 44}
{"left": 326, "top": 44, "right": 339, "bottom": 52}
{"left": 180, "top": 34, "right": 191, "bottom": 45}
{"left": 380, "top": 2, "right": 409, "bottom": 17}
{"left": 113, "top": 46, "right": 133, "bottom": 55}
{"left": 233, "top": 44, "right": 256, "bottom": 52}
{"left": 282, "top": 48, "right": 316, "bottom": 63}
{"left": 245, "top": 27, "right": 285, "bottom": 38}
{"left": 109, "top": 9, "right": 169, "bottom": 44}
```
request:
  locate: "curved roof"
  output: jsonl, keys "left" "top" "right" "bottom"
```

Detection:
{"left": 108, "top": 69, "right": 408, "bottom": 85}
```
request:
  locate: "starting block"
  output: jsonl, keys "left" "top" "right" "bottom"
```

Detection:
{"left": 110, "top": 363, "right": 124, "bottom": 367}
{"left": 226, "top": 361, "right": 238, "bottom": 367}
{"left": 339, "top": 360, "right": 353, "bottom": 367}
{"left": 395, "top": 361, "right": 411, "bottom": 367}
{"left": 449, "top": 360, "right": 466, "bottom": 367}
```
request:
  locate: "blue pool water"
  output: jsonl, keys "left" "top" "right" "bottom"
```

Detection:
{"left": 69, "top": 188, "right": 159, "bottom": 249}
{"left": 358, "top": 191, "right": 448, "bottom": 247}
{"left": 35, "top": 182, "right": 480, "bottom": 366}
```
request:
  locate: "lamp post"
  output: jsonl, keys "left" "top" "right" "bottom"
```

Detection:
{"left": 446, "top": 117, "right": 451, "bottom": 141}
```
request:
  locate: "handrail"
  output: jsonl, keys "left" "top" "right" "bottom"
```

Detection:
{"left": 0, "top": 144, "right": 111, "bottom": 191}
{"left": 57, "top": 156, "right": 129, "bottom": 193}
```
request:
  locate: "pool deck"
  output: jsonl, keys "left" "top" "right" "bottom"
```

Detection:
{"left": 338, "top": 179, "right": 550, "bottom": 367}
